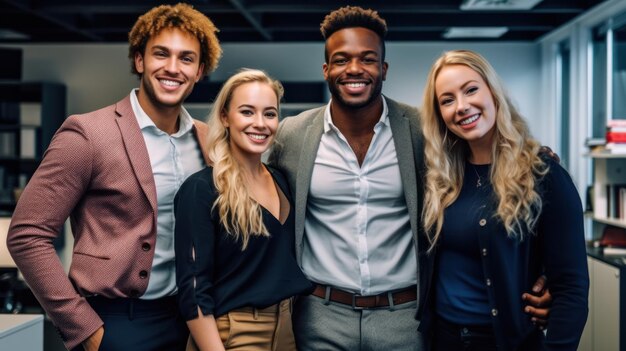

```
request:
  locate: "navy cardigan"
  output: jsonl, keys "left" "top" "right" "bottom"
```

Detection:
{"left": 418, "top": 157, "right": 589, "bottom": 350}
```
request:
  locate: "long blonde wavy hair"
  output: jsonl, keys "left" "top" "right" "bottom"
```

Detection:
{"left": 205, "top": 68, "right": 284, "bottom": 250}
{"left": 420, "top": 50, "right": 547, "bottom": 250}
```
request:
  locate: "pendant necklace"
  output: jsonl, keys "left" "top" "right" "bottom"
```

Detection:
{"left": 472, "top": 164, "right": 483, "bottom": 188}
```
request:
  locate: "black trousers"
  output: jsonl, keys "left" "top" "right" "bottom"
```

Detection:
{"left": 71, "top": 295, "right": 188, "bottom": 351}
{"left": 432, "top": 317, "right": 498, "bottom": 351}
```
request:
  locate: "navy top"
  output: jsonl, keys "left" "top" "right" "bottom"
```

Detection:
{"left": 174, "top": 165, "right": 313, "bottom": 320}
{"left": 418, "top": 157, "right": 589, "bottom": 350}
{"left": 436, "top": 162, "right": 492, "bottom": 325}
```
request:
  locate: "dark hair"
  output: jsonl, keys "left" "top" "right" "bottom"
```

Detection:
{"left": 128, "top": 3, "right": 222, "bottom": 78}
{"left": 320, "top": 6, "right": 387, "bottom": 62}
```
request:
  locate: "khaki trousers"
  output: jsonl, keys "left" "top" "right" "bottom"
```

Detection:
{"left": 186, "top": 299, "right": 296, "bottom": 351}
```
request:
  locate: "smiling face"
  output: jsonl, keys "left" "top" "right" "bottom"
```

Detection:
{"left": 222, "top": 82, "right": 279, "bottom": 162}
{"left": 435, "top": 64, "right": 497, "bottom": 151}
{"left": 134, "top": 27, "right": 204, "bottom": 113}
{"left": 323, "top": 27, "right": 387, "bottom": 110}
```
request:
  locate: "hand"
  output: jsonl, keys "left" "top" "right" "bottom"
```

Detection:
{"left": 522, "top": 275, "right": 552, "bottom": 329}
{"left": 539, "top": 145, "right": 560, "bottom": 163}
{"left": 82, "top": 326, "right": 104, "bottom": 351}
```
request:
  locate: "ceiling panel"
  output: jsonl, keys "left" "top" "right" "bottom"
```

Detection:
{"left": 0, "top": 0, "right": 609, "bottom": 43}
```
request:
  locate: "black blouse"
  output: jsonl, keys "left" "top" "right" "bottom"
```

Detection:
{"left": 174, "top": 165, "right": 313, "bottom": 320}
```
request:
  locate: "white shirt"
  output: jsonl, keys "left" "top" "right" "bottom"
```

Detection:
{"left": 302, "top": 97, "right": 417, "bottom": 295}
{"left": 130, "top": 89, "right": 204, "bottom": 299}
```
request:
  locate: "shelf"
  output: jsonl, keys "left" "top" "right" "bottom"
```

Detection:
{"left": 586, "top": 152, "right": 626, "bottom": 159}
{"left": 588, "top": 214, "right": 626, "bottom": 229}
{"left": 0, "top": 124, "right": 40, "bottom": 130}
{"left": 0, "top": 157, "right": 40, "bottom": 163}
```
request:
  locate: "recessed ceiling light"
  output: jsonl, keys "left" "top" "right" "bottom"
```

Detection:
{"left": 461, "top": 0, "right": 543, "bottom": 10}
{"left": 0, "top": 29, "right": 29, "bottom": 40}
{"left": 443, "top": 27, "right": 509, "bottom": 39}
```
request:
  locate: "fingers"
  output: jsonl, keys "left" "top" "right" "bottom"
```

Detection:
{"left": 532, "top": 275, "right": 547, "bottom": 294}
{"left": 522, "top": 291, "right": 551, "bottom": 308}
{"left": 525, "top": 305, "right": 549, "bottom": 330}
{"left": 524, "top": 305, "right": 549, "bottom": 319}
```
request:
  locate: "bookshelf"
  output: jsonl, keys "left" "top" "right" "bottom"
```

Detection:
{"left": 0, "top": 82, "right": 66, "bottom": 215}
{"left": 586, "top": 152, "right": 626, "bottom": 239}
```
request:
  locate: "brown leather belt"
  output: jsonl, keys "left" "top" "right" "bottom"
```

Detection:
{"left": 311, "top": 284, "right": 417, "bottom": 310}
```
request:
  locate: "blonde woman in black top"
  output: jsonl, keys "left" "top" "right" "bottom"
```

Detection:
{"left": 174, "top": 69, "right": 312, "bottom": 351}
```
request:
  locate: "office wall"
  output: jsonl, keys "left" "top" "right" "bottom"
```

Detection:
{"left": 0, "top": 41, "right": 540, "bottom": 266}
{"left": 4, "top": 41, "right": 542, "bottom": 139}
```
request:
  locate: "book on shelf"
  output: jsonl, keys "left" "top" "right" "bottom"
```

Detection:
{"left": 0, "top": 102, "right": 19, "bottom": 124}
{"left": 602, "top": 120, "right": 626, "bottom": 153}
{"left": 606, "top": 184, "right": 626, "bottom": 220}
{"left": 605, "top": 142, "right": 626, "bottom": 154}
{"left": 19, "top": 127, "right": 39, "bottom": 158}
{"left": 602, "top": 246, "right": 626, "bottom": 256}
{"left": 0, "top": 131, "right": 16, "bottom": 157}
{"left": 19, "top": 103, "right": 41, "bottom": 125}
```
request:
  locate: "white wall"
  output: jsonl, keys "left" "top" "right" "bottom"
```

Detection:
{"left": 0, "top": 41, "right": 540, "bottom": 265}
{"left": 2, "top": 41, "right": 542, "bottom": 139}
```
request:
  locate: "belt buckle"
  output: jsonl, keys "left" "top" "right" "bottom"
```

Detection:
{"left": 351, "top": 294, "right": 365, "bottom": 310}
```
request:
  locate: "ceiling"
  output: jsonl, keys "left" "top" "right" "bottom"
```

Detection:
{"left": 0, "top": 0, "right": 609, "bottom": 43}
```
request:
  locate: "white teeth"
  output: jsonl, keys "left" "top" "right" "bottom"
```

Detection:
{"left": 460, "top": 114, "right": 479, "bottom": 125}
{"left": 249, "top": 134, "right": 267, "bottom": 140}
{"left": 345, "top": 83, "right": 366, "bottom": 88}
{"left": 160, "top": 79, "right": 181, "bottom": 86}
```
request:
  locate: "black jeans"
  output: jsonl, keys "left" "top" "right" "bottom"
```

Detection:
{"left": 433, "top": 317, "right": 498, "bottom": 351}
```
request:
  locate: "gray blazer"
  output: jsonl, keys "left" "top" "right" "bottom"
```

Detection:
{"left": 267, "top": 97, "right": 425, "bottom": 288}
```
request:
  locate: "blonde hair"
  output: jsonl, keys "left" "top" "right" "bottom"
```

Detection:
{"left": 420, "top": 50, "right": 547, "bottom": 250}
{"left": 206, "top": 69, "right": 284, "bottom": 250}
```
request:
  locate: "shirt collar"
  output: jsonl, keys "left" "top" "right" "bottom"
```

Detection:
{"left": 323, "top": 96, "right": 389, "bottom": 134}
{"left": 129, "top": 88, "right": 195, "bottom": 137}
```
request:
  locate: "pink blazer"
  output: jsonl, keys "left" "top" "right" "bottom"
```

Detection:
{"left": 7, "top": 95, "right": 210, "bottom": 350}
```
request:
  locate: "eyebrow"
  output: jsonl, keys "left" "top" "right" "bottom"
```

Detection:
{"left": 330, "top": 50, "right": 379, "bottom": 58}
{"left": 151, "top": 45, "right": 198, "bottom": 57}
{"left": 237, "top": 104, "right": 278, "bottom": 110}
{"left": 438, "top": 79, "right": 480, "bottom": 97}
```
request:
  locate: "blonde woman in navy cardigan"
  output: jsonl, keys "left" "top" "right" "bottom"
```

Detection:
{"left": 418, "top": 50, "right": 589, "bottom": 350}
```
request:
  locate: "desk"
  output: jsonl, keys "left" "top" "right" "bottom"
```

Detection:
{"left": 0, "top": 314, "right": 43, "bottom": 351}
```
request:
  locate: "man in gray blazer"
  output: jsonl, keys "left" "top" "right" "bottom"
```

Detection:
{"left": 268, "top": 6, "right": 426, "bottom": 350}
{"left": 268, "top": 5, "right": 552, "bottom": 351}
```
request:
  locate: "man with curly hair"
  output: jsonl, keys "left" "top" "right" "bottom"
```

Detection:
{"left": 7, "top": 3, "right": 221, "bottom": 351}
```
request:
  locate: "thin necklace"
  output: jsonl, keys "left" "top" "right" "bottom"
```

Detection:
{"left": 472, "top": 164, "right": 483, "bottom": 188}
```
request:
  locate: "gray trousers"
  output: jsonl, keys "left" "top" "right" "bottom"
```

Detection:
{"left": 293, "top": 294, "right": 425, "bottom": 351}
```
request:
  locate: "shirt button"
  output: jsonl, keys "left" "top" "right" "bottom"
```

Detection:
{"left": 491, "top": 308, "right": 498, "bottom": 316}
{"left": 139, "top": 270, "right": 148, "bottom": 279}
{"left": 142, "top": 243, "right": 151, "bottom": 251}
{"left": 486, "top": 278, "right": 492, "bottom": 286}
{"left": 462, "top": 327, "right": 469, "bottom": 334}
{"left": 482, "top": 248, "right": 488, "bottom": 256}
{"left": 479, "top": 219, "right": 487, "bottom": 226}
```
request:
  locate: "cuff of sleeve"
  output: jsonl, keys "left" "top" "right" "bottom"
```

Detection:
{"left": 58, "top": 301, "right": 103, "bottom": 350}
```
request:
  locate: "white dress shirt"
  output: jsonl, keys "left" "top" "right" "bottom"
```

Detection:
{"left": 130, "top": 89, "right": 204, "bottom": 299}
{"left": 302, "top": 97, "right": 417, "bottom": 295}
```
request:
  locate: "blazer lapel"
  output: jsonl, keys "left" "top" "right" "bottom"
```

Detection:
{"left": 387, "top": 100, "right": 419, "bottom": 241}
{"left": 114, "top": 96, "right": 158, "bottom": 212}
{"left": 295, "top": 111, "right": 324, "bottom": 261}
{"left": 192, "top": 120, "right": 210, "bottom": 165}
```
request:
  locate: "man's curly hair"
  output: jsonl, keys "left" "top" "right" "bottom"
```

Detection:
{"left": 320, "top": 6, "right": 388, "bottom": 62}
{"left": 128, "top": 3, "right": 222, "bottom": 78}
